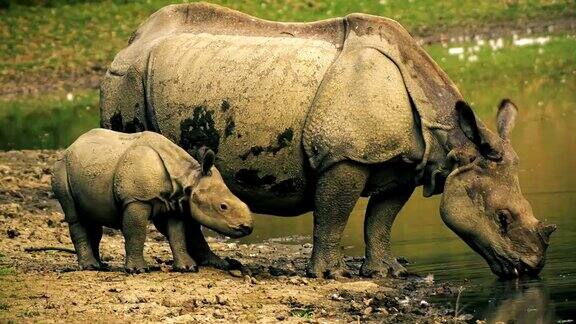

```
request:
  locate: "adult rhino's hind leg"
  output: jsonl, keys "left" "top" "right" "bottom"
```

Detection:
{"left": 52, "top": 160, "right": 101, "bottom": 270}
{"left": 307, "top": 162, "right": 369, "bottom": 279}
{"left": 361, "top": 186, "right": 414, "bottom": 278}
{"left": 184, "top": 220, "right": 239, "bottom": 270}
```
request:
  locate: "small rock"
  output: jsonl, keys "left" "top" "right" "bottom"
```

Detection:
{"left": 213, "top": 310, "right": 225, "bottom": 319}
{"left": 377, "top": 308, "right": 389, "bottom": 316}
{"left": 108, "top": 288, "right": 122, "bottom": 293}
{"left": 350, "top": 300, "right": 362, "bottom": 311}
{"left": 302, "top": 243, "right": 312, "bottom": 248}
{"left": 276, "top": 314, "right": 285, "bottom": 321}
{"left": 229, "top": 269, "right": 242, "bottom": 278}
{"left": 0, "top": 164, "right": 11, "bottom": 174}
{"left": 419, "top": 300, "right": 429, "bottom": 307}
{"left": 216, "top": 295, "right": 228, "bottom": 305}
{"left": 7, "top": 228, "right": 20, "bottom": 238}
{"left": 330, "top": 293, "right": 344, "bottom": 301}
{"left": 398, "top": 296, "right": 410, "bottom": 306}
{"left": 161, "top": 297, "right": 180, "bottom": 307}
{"left": 363, "top": 307, "right": 373, "bottom": 316}
{"left": 363, "top": 298, "right": 373, "bottom": 306}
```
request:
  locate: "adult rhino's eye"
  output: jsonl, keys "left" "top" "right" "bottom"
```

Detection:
{"left": 498, "top": 210, "right": 512, "bottom": 234}
{"left": 220, "top": 203, "right": 229, "bottom": 211}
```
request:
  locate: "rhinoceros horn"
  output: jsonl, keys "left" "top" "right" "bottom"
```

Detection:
{"left": 538, "top": 224, "right": 557, "bottom": 245}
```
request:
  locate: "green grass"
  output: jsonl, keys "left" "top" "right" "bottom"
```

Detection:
{"left": 0, "top": 90, "right": 99, "bottom": 150}
{"left": 0, "top": 0, "right": 573, "bottom": 84}
{"left": 0, "top": 252, "right": 13, "bottom": 276}
{"left": 290, "top": 306, "right": 314, "bottom": 318}
{"left": 425, "top": 34, "right": 576, "bottom": 116}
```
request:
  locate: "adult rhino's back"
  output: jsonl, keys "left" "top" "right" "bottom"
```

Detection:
{"left": 101, "top": 2, "right": 462, "bottom": 213}
{"left": 101, "top": 4, "right": 345, "bottom": 214}
{"left": 149, "top": 33, "right": 337, "bottom": 212}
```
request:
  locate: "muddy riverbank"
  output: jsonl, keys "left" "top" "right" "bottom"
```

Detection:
{"left": 0, "top": 150, "right": 470, "bottom": 322}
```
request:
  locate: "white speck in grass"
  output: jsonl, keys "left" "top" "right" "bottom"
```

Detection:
{"left": 458, "top": 53, "right": 465, "bottom": 60}
{"left": 379, "top": 0, "right": 387, "bottom": 4}
{"left": 536, "top": 36, "right": 550, "bottom": 45}
{"left": 476, "top": 39, "right": 485, "bottom": 46}
{"left": 468, "top": 55, "right": 478, "bottom": 62}
{"left": 448, "top": 47, "right": 464, "bottom": 55}
{"left": 513, "top": 36, "right": 550, "bottom": 47}
{"left": 66, "top": 93, "right": 74, "bottom": 101}
{"left": 538, "top": 48, "right": 545, "bottom": 54}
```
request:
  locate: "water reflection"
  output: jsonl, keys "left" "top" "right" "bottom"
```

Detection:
{"left": 486, "top": 280, "right": 554, "bottom": 324}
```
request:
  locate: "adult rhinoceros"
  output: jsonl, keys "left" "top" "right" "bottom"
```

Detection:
{"left": 100, "top": 3, "right": 555, "bottom": 278}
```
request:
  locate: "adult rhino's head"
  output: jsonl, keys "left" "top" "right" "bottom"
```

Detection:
{"left": 187, "top": 148, "right": 253, "bottom": 238}
{"left": 440, "top": 99, "right": 556, "bottom": 278}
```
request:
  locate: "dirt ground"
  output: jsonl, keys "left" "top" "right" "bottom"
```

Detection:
{"left": 0, "top": 150, "right": 469, "bottom": 323}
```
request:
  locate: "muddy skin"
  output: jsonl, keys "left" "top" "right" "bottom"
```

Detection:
{"left": 51, "top": 129, "right": 252, "bottom": 273}
{"left": 100, "top": 3, "right": 555, "bottom": 279}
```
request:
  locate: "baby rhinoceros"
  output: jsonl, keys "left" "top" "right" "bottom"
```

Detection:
{"left": 52, "top": 128, "right": 253, "bottom": 273}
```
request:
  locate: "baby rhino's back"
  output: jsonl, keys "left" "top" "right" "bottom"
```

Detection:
{"left": 64, "top": 129, "right": 153, "bottom": 227}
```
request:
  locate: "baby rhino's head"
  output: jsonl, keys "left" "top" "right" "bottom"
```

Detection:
{"left": 186, "top": 148, "right": 253, "bottom": 238}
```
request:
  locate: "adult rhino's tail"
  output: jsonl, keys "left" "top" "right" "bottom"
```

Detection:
{"left": 99, "top": 4, "right": 186, "bottom": 133}
{"left": 100, "top": 62, "right": 149, "bottom": 133}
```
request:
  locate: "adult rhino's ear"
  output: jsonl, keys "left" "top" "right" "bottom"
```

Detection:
{"left": 456, "top": 101, "right": 503, "bottom": 161}
{"left": 197, "top": 147, "right": 215, "bottom": 176}
{"left": 497, "top": 99, "right": 518, "bottom": 140}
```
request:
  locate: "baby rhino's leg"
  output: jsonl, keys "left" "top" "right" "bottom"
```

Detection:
{"left": 52, "top": 160, "right": 100, "bottom": 270}
{"left": 122, "top": 202, "right": 151, "bottom": 273}
{"left": 165, "top": 217, "right": 198, "bottom": 272}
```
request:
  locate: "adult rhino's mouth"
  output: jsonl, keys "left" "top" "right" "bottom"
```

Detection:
{"left": 467, "top": 239, "right": 543, "bottom": 278}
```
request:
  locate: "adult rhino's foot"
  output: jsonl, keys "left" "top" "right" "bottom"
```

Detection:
{"left": 306, "top": 259, "right": 351, "bottom": 279}
{"left": 78, "top": 256, "right": 104, "bottom": 271}
{"left": 124, "top": 260, "right": 148, "bottom": 274}
{"left": 360, "top": 257, "right": 408, "bottom": 278}
{"left": 173, "top": 257, "right": 198, "bottom": 273}
{"left": 97, "top": 261, "right": 111, "bottom": 271}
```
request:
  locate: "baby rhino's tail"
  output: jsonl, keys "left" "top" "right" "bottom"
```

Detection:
{"left": 51, "top": 157, "right": 79, "bottom": 224}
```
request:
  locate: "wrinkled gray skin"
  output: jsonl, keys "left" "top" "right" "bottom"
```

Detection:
{"left": 52, "top": 129, "right": 252, "bottom": 273}
{"left": 100, "top": 3, "right": 555, "bottom": 278}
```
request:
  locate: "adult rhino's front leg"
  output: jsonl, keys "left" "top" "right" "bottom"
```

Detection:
{"left": 361, "top": 186, "right": 414, "bottom": 277}
{"left": 306, "top": 162, "right": 369, "bottom": 279}
{"left": 184, "top": 220, "right": 241, "bottom": 270}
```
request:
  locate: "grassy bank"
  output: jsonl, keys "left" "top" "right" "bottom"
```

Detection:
{"left": 1, "top": 33, "right": 573, "bottom": 150}
{"left": 1, "top": 0, "right": 574, "bottom": 91}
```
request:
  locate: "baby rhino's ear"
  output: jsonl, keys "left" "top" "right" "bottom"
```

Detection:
{"left": 197, "top": 147, "right": 215, "bottom": 176}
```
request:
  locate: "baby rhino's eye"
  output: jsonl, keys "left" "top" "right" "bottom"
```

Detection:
{"left": 220, "top": 203, "right": 229, "bottom": 211}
